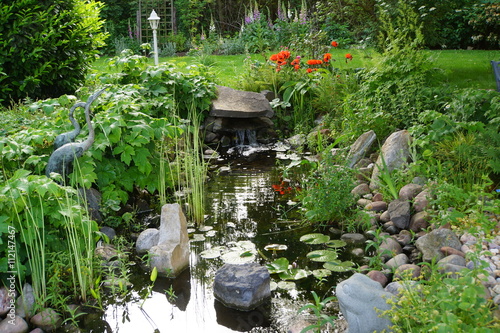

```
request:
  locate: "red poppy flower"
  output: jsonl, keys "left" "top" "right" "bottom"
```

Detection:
{"left": 291, "top": 58, "right": 300, "bottom": 66}
{"left": 306, "top": 59, "right": 316, "bottom": 65}
{"left": 270, "top": 54, "right": 278, "bottom": 62}
{"left": 306, "top": 68, "right": 313, "bottom": 73}
{"left": 294, "top": 64, "right": 300, "bottom": 71}
{"left": 331, "top": 41, "right": 338, "bottom": 47}
{"left": 278, "top": 50, "right": 291, "bottom": 59}
{"left": 345, "top": 53, "right": 353, "bottom": 61}
{"left": 323, "top": 53, "right": 332, "bottom": 62}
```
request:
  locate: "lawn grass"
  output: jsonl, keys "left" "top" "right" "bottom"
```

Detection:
{"left": 92, "top": 48, "right": 500, "bottom": 90}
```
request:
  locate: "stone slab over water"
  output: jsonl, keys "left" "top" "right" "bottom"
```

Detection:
{"left": 211, "top": 85, "right": 274, "bottom": 118}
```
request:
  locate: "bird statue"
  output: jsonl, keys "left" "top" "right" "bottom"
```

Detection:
{"left": 53, "top": 101, "right": 86, "bottom": 150}
{"left": 46, "top": 88, "right": 106, "bottom": 182}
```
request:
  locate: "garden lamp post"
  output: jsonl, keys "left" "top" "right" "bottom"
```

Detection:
{"left": 148, "top": 10, "right": 160, "bottom": 65}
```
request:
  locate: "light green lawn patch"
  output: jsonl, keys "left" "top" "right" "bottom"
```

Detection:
{"left": 92, "top": 49, "right": 499, "bottom": 90}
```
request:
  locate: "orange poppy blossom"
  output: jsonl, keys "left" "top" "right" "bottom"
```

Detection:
{"left": 323, "top": 53, "right": 332, "bottom": 63}
{"left": 345, "top": 53, "right": 353, "bottom": 62}
{"left": 331, "top": 41, "right": 338, "bottom": 47}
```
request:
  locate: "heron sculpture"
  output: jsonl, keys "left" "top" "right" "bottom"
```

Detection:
{"left": 46, "top": 88, "right": 106, "bottom": 182}
{"left": 53, "top": 101, "right": 86, "bottom": 150}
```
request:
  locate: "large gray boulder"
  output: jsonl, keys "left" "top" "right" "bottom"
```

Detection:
{"left": 370, "top": 130, "right": 411, "bottom": 189}
{"left": 137, "top": 204, "right": 190, "bottom": 277}
{"left": 415, "top": 228, "right": 462, "bottom": 262}
{"left": 336, "top": 273, "right": 393, "bottom": 333}
{"left": 211, "top": 86, "right": 274, "bottom": 118}
{"left": 347, "top": 130, "right": 377, "bottom": 168}
{"left": 213, "top": 263, "right": 271, "bottom": 311}
{"left": 0, "top": 315, "right": 28, "bottom": 333}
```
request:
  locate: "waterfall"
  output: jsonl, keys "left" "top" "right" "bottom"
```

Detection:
{"left": 236, "top": 129, "right": 246, "bottom": 145}
{"left": 246, "top": 129, "right": 257, "bottom": 146}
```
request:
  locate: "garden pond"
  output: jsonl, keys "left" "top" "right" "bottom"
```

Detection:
{"left": 81, "top": 145, "right": 363, "bottom": 332}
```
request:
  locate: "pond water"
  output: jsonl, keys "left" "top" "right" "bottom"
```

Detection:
{"left": 83, "top": 147, "right": 361, "bottom": 332}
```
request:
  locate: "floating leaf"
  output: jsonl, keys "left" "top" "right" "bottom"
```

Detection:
{"left": 312, "top": 269, "right": 332, "bottom": 280}
{"left": 277, "top": 281, "right": 296, "bottom": 290}
{"left": 221, "top": 251, "right": 255, "bottom": 264}
{"left": 199, "top": 226, "right": 213, "bottom": 232}
{"left": 270, "top": 281, "right": 278, "bottom": 291}
{"left": 199, "top": 248, "right": 221, "bottom": 259}
{"left": 264, "top": 244, "right": 288, "bottom": 251}
{"left": 300, "top": 233, "right": 330, "bottom": 245}
{"left": 326, "top": 239, "right": 347, "bottom": 248}
{"left": 266, "top": 257, "right": 289, "bottom": 274}
{"left": 306, "top": 249, "right": 339, "bottom": 262}
{"left": 323, "top": 260, "right": 355, "bottom": 272}
{"left": 205, "top": 230, "right": 217, "bottom": 237}
{"left": 279, "top": 268, "right": 310, "bottom": 281}
{"left": 191, "top": 234, "right": 206, "bottom": 242}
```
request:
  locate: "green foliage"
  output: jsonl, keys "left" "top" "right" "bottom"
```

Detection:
{"left": 469, "top": 1, "right": 500, "bottom": 49}
{"left": 343, "top": 3, "right": 439, "bottom": 139}
{"left": 298, "top": 291, "right": 337, "bottom": 333}
{"left": 0, "top": 0, "right": 107, "bottom": 104}
{"left": 300, "top": 154, "right": 357, "bottom": 225}
{"left": 384, "top": 256, "right": 500, "bottom": 332}
{"left": 0, "top": 169, "right": 99, "bottom": 306}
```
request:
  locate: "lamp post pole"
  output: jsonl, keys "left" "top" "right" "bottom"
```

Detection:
{"left": 148, "top": 10, "right": 160, "bottom": 66}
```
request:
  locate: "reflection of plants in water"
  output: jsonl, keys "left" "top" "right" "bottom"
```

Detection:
{"left": 298, "top": 291, "right": 337, "bottom": 333}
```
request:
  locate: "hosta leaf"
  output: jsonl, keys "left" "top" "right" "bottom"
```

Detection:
{"left": 306, "top": 250, "right": 338, "bottom": 262}
{"left": 300, "top": 233, "right": 330, "bottom": 245}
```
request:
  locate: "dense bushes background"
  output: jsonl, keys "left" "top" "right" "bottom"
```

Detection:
{"left": 0, "top": 0, "right": 107, "bottom": 105}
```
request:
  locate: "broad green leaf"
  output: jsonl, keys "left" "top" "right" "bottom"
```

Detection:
{"left": 279, "top": 268, "right": 310, "bottom": 281}
{"left": 312, "top": 269, "right": 332, "bottom": 280}
{"left": 300, "top": 233, "right": 330, "bottom": 245}
{"left": 221, "top": 251, "right": 255, "bottom": 264}
{"left": 266, "top": 257, "right": 289, "bottom": 274}
{"left": 277, "top": 281, "right": 296, "bottom": 290}
{"left": 323, "top": 260, "right": 354, "bottom": 272}
{"left": 326, "top": 240, "right": 347, "bottom": 248}
{"left": 199, "top": 248, "right": 221, "bottom": 259}
{"left": 306, "top": 249, "right": 339, "bottom": 262}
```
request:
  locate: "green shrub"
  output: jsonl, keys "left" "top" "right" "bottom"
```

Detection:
{"left": 300, "top": 153, "right": 357, "bottom": 225}
{"left": 383, "top": 256, "right": 500, "bottom": 332}
{"left": 0, "top": 0, "right": 107, "bottom": 105}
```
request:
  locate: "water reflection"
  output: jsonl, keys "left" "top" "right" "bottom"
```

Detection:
{"left": 90, "top": 150, "right": 312, "bottom": 332}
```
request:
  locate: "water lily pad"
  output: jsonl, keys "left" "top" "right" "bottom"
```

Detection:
{"left": 277, "top": 281, "right": 296, "bottom": 290}
{"left": 221, "top": 251, "right": 256, "bottom": 264}
{"left": 326, "top": 239, "right": 347, "bottom": 248}
{"left": 199, "top": 226, "right": 213, "bottom": 232}
{"left": 199, "top": 248, "right": 221, "bottom": 259}
{"left": 279, "top": 268, "right": 310, "bottom": 281}
{"left": 300, "top": 233, "right": 330, "bottom": 245}
{"left": 264, "top": 244, "right": 288, "bottom": 251}
{"left": 270, "top": 281, "right": 278, "bottom": 291}
{"left": 205, "top": 230, "right": 217, "bottom": 237}
{"left": 187, "top": 228, "right": 196, "bottom": 234}
{"left": 191, "top": 234, "right": 206, "bottom": 242}
{"left": 267, "top": 257, "right": 289, "bottom": 274}
{"left": 306, "top": 249, "right": 339, "bottom": 262}
{"left": 312, "top": 269, "right": 332, "bottom": 280}
{"left": 323, "top": 260, "right": 355, "bottom": 272}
